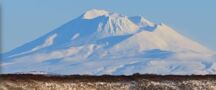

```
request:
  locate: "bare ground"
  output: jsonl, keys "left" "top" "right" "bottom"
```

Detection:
{"left": 1, "top": 74, "right": 216, "bottom": 90}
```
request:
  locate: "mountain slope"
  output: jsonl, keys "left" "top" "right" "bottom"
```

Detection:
{"left": 2, "top": 9, "right": 216, "bottom": 75}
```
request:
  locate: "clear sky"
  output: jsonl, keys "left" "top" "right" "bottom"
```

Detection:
{"left": 2, "top": 0, "right": 216, "bottom": 53}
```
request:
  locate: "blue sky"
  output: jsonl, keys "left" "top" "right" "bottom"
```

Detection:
{"left": 2, "top": 0, "right": 216, "bottom": 52}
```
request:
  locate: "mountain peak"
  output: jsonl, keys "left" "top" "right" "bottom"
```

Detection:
{"left": 82, "top": 9, "right": 110, "bottom": 19}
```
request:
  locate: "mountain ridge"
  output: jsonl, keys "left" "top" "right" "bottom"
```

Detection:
{"left": 2, "top": 9, "right": 216, "bottom": 75}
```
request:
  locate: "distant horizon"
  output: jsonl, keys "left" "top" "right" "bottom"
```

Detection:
{"left": 2, "top": 0, "right": 216, "bottom": 52}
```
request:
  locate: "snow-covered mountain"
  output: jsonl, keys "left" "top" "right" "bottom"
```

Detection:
{"left": 2, "top": 9, "right": 216, "bottom": 75}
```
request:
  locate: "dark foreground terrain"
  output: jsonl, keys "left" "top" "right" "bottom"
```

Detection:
{"left": 0, "top": 74, "right": 216, "bottom": 90}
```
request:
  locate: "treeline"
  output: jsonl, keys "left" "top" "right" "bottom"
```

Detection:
{"left": 1, "top": 73, "right": 216, "bottom": 82}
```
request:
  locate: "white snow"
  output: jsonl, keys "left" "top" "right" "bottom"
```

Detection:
{"left": 71, "top": 33, "right": 80, "bottom": 40}
{"left": 82, "top": 9, "right": 109, "bottom": 19}
{"left": 97, "top": 15, "right": 139, "bottom": 37}
{"left": 32, "top": 33, "right": 57, "bottom": 51}
{"left": 1, "top": 9, "right": 215, "bottom": 75}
